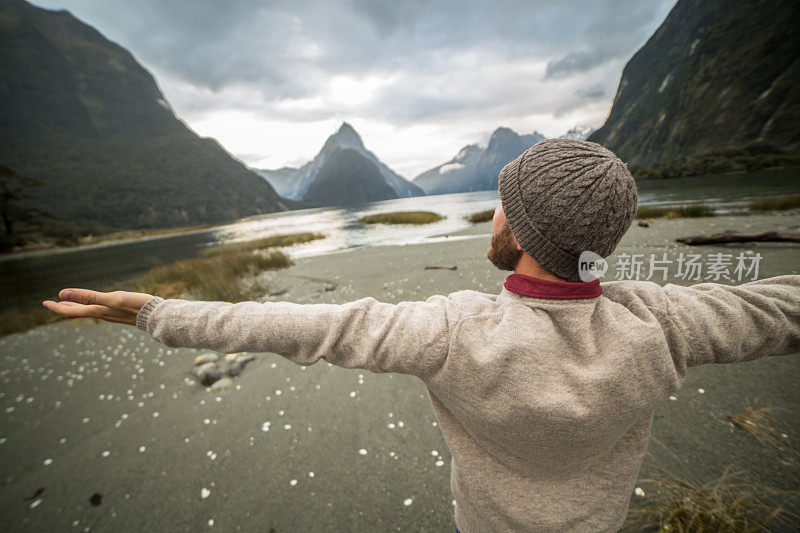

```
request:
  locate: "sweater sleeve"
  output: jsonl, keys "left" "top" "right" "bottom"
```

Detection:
{"left": 660, "top": 275, "right": 800, "bottom": 367}
{"left": 135, "top": 295, "right": 453, "bottom": 378}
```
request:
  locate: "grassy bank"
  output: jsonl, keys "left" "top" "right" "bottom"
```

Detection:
{"left": 122, "top": 249, "right": 291, "bottom": 301}
{"left": 748, "top": 195, "right": 800, "bottom": 212}
{"left": 359, "top": 211, "right": 443, "bottom": 225}
{"left": 1, "top": 232, "right": 320, "bottom": 338}
{"left": 636, "top": 204, "right": 715, "bottom": 219}
{"left": 467, "top": 209, "right": 495, "bottom": 223}
{"left": 198, "top": 232, "right": 324, "bottom": 257}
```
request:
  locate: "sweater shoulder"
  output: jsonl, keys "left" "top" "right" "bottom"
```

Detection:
{"left": 442, "top": 289, "right": 503, "bottom": 319}
{"left": 599, "top": 280, "right": 668, "bottom": 318}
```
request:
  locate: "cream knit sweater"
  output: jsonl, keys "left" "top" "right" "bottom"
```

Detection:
{"left": 136, "top": 274, "right": 800, "bottom": 532}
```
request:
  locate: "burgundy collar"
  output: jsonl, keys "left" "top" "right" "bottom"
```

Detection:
{"left": 504, "top": 273, "right": 602, "bottom": 300}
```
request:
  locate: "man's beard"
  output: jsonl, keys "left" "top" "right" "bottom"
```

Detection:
{"left": 487, "top": 222, "right": 523, "bottom": 271}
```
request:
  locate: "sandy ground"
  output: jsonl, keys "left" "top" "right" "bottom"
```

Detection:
{"left": 1, "top": 212, "right": 799, "bottom": 532}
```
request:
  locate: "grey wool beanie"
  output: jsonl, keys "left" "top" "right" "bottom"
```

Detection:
{"left": 498, "top": 138, "right": 638, "bottom": 282}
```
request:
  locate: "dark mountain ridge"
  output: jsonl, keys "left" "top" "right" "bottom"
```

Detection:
{"left": 0, "top": 0, "right": 288, "bottom": 231}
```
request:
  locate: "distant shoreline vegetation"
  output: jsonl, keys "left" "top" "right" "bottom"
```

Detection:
{"left": 467, "top": 209, "right": 495, "bottom": 223}
{"left": 628, "top": 142, "right": 800, "bottom": 180}
{"left": 0, "top": 232, "right": 322, "bottom": 338}
{"left": 358, "top": 211, "right": 443, "bottom": 225}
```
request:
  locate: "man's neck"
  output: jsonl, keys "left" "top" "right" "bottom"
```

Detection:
{"left": 514, "top": 253, "right": 570, "bottom": 283}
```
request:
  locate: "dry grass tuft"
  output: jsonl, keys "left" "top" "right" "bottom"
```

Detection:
{"left": 467, "top": 209, "right": 495, "bottom": 223}
{"left": 625, "top": 436, "right": 798, "bottom": 532}
{"left": 748, "top": 195, "right": 800, "bottom": 212}
{"left": 197, "top": 232, "right": 324, "bottom": 257}
{"left": 358, "top": 211, "right": 443, "bottom": 225}
{"left": 636, "top": 204, "right": 715, "bottom": 219}
{"left": 123, "top": 249, "right": 291, "bottom": 302}
{"left": 627, "top": 467, "right": 797, "bottom": 532}
{"left": 727, "top": 400, "right": 784, "bottom": 447}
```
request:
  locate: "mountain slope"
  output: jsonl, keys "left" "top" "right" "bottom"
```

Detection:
{"left": 413, "top": 128, "right": 545, "bottom": 194}
{"left": 303, "top": 149, "right": 397, "bottom": 207}
{"left": 588, "top": 0, "right": 800, "bottom": 165}
{"left": 257, "top": 122, "right": 424, "bottom": 205}
{"left": 0, "top": 0, "right": 288, "bottom": 230}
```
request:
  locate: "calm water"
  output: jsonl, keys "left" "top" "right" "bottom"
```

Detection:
{"left": 2, "top": 167, "right": 799, "bottom": 312}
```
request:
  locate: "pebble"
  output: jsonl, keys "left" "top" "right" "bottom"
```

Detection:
{"left": 669, "top": 396, "right": 677, "bottom": 401}
{"left": 42, "top": 458, "right": 53, "bottom": 466}
{"left": 101, "top": 450, "right": 110, "bottom": 458}
{"left": 403, "top": 498, "right": 413, "bottom": 506}
{"left": 289, "top": 479, "right": 297, "bottom": 486}
{"left": 201, "top": 488, "right": 210, "bottom": 499}
{"left": 194, "top": 353, "right": 219, "bottom": 366}
{"left": 697, "top": 388, "right": 705, "bottom": 394}
{"left": 30, "top": 498, "right": 42, "bottom": 509}
{"left": 210, "top": 377, "right": 233, "bottom": 390}
{"left": 208, "top": 518, "right": 214, "bottom": 527}
{"left": 359, "top": 449, "right": 368, "bottom": 455}
{"left": 139, "top": 446, "right": 146, "bottom": 453}
{"left": 634, "top": 487, "right": 646, "bottom": 497}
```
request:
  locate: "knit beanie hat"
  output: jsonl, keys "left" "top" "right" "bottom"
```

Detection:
{"left": 498, "top": 138, "right": 637, "bottom": 282}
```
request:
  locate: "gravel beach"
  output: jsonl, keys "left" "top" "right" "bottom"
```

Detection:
{"left": 1, "top": 212, "right": 799, "bottom": 532}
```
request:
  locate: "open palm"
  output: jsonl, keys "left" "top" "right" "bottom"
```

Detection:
{"left": 42, "top": 288, "right": 156, "bottom": 326}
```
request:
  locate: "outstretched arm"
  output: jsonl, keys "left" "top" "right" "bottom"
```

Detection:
{"left": 44, "top": 289, "right": 453, "bottom": 378}
{"left": 660, "top": 274, "right": 800, "bottom": 367}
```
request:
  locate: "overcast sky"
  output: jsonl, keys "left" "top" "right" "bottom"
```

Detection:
{"left": 32, "top": 0, "right": 675, "bottom": 178}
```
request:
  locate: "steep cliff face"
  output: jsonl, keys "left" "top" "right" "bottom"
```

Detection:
{"left": 414, "top": 128, "right": 545, "bottom": 194}
{"left": 588, "top": 0, "right": 800, "bottom": 165}
{"left": 0, "top": 0, "right": 288, "bottom": 229}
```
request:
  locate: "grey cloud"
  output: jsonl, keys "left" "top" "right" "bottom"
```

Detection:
{"left": 575, "top": 84, "right": 606, "bottom": 99}
{"left": 31, "top": 0, "right": 675, "bottom": 133}
{"left": 545, "top": 49, "right": 613, "bottom": 79}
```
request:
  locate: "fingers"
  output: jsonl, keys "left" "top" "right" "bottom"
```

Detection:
{"left": 58, "top": 288, "right": 114, "bottom": 307}
{"left": 42, "top": 300, "right": 103, "bottom": 319}
{"left": 58, "top": 289, "right": 154, "bottom": 313}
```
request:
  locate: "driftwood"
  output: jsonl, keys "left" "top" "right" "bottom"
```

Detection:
{"left": 676, "top": 230, "right": 800, "bottom": 246}
{"left": 425, "top": 265, "right": 458, "bottom": 270}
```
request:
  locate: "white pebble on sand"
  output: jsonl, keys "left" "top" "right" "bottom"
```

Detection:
{"left": 697, "top": 388, "right": 705, "bottom": 394}
{"left": 30, "top": 498, "right": 42, "bottom": 509}
{"left": 208, "top": 518, "right": 214, "bottom": 527}
{"left": 403, "top": 498, "right": 413, "bottom": 506}
{"left": 435, "top": 460, "right": 444, "bottom": 467}
{"left": 634, "top": 487, "right": 646, "bottom": 497}
{"left": 388, "top": 423, "right": 395, "bottom": 429}
{"left": 139, "top": 446, "right": 146, "bottom": 453}
{"left": 275, "top": 390, "right": 282, "bottom": 395}
{"left": 359, "top": 448, "right": 367, "bottom": 455}
{"left": 201, "top": 488, "right": 210, "bottom": 499}
{"left": 42, "top": 458, "right": 53, "bottom": 466}
{"left": 431, "top": 450, "right": 439, "bottom": 457}
{"left": 669, "top": 396, "right": 677, "bottom": 401}
{"left": 308, "top": 472, "right": 315, "bottom": 478}
{"left": 290, "top": 479, "right": 297, "bottom": 486}
{"left": 101, "top": 450, "right": 110, "bottom": 457}
{"left": 349, "top": 391, "right": 356, "bottom": 398}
